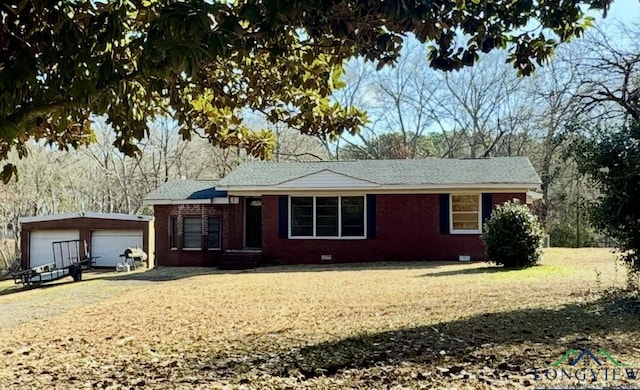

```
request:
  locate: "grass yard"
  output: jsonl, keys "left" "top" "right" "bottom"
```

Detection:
{"left": 0, "top": 248, "right": 638, "bottom": 389}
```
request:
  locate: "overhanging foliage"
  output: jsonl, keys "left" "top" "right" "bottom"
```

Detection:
{"left": 0, "top": 0, "right": 610, "bottom": 181}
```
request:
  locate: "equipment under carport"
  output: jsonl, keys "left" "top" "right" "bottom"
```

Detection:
{"left": 11, "top": 240, "right": 89, "bottom": 286}
{"left": 117, "top": 247, "right": 148, "bottom": 271}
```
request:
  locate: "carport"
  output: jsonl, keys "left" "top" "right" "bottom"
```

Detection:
{"left": 20, "top": 212, "right": 154, "bottom": 269}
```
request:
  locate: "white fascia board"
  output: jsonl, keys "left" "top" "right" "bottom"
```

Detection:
{"left": 83, "top": 212, "right": 154, "bottom": 222}
{"left": 225, "top": 183, "right": 540, "bottom": 196}
{"left": 20, "top": 212, "right": 154, "bottom": 224}
{"left": 143, "top": 198, "right": 232, "bottom": 206}
{"left": 20, "top": 213, "right": 81, "bottom": 223}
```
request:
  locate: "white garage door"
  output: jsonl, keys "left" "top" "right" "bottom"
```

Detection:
{"left": 91, "top": 230, "right": 143, "bottom": 267}
{"left": 30, "top": 230, "right": 80, "bottom": 268}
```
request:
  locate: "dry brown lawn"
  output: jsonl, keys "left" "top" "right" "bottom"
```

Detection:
{"left": 0, "top": 248, "right": 638, "bottom": 389}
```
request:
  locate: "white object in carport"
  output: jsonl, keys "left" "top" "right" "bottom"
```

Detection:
{"left": 115, "top": 263, "right": 131, "bottom": 272}
{"left": 91, "top": 230, "right": 143, "bottom": 267}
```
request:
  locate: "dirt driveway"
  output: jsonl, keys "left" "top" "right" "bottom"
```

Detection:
{"left": 0, "top": 267, "right": 229, "bottom": 330}
{"left": 0, "top": 271, "right": 156, "bottom": 329}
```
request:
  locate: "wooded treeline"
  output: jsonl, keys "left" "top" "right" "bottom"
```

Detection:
{"left": 0, "top": 24, "right": 638, "bottom": 268}
{"left": 330, "top": 24, "right": 640, "bottom": 250}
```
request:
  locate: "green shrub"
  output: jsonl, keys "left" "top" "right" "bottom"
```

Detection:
{"left": 482, "top": 200, "right": 545, "bottom": 268}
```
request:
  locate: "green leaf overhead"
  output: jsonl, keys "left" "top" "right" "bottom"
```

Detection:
{"left": 0, "top": 0, "right": 611, "bottom": 181}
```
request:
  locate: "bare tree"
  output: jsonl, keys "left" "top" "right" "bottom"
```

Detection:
{"left": 528, "top": 50, "right": 581, "bottom": 220}
{"left": 318, "top": 58, "right": 374, "bottom": 160}
{"left": 333, "top": 40, "right": 446, "bottom": 159}
{"left": 439, "top": 53, "right": 533, "bottom": 158}
{"left": 573, "top": 24, "right": 640, "bottom": 122}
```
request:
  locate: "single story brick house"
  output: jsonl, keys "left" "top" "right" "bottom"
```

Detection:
{"left": 143, "top": 157, "right": 541, "bottom": 266}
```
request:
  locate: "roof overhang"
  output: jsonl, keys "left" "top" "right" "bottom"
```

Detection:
{"left": 20, "top": 212, "right": 154, "bottom": 224}
{"left": 221, "top": 182, "right": 540, "bottom": 196}
{"left": 143, "top": 197, "right": 238, "bottom": 206}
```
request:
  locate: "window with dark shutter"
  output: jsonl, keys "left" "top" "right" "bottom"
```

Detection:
{"left": 450, "top": 194, "right": 482, "bottom": 234}
{"left": 291, "top": 197, "right": 313, "bottom": 236}
{"left": 289, "top": 196, "right": 366, "bottom": 238}
{"left": 341, "top": 196, "right": 365, "bottom": 236}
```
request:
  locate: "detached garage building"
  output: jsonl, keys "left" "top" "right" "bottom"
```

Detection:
{"left": 20, "top": 212, "right": 154, "bottom": 269}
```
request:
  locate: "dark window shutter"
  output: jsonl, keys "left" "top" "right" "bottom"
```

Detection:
{"left": 482, "top": 193, "right": 493, "bottom": 224}
{"left": 439, "top": 194, "right": 450, "bottom": 234}
{"left": 278, "top": 196, "right": 288, "bottom": 239}
{"left": 366, "top": 194, "right": 376, "bottom": 239}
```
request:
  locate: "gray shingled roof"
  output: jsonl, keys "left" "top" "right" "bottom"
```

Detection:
{"left": 144, "top": 180, "right": 227, "bottom": 201}
{"left": 218, "top": 157, "right": 541, "bottom": 187}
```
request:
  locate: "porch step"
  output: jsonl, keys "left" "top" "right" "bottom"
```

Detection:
{"left": 218, "top": 250, "right": 262, "bottom": 270}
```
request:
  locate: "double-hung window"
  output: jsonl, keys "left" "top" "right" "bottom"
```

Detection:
{"left": 316, "top": 197, "right": 339, "bottom": 236}
{"left": 290, "top": 196, "right": 365, "bottom": 238}
{"left": 450, "top": 194, "right": 481, "bottom": 234}
{"left": 183, "top": 216, "right": 202, "bottom": 249}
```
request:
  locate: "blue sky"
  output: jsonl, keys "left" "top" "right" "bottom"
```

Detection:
{"left": 600, "top": 0, "right": 640, "bottom": 23}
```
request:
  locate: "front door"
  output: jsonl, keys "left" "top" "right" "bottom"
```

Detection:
{"left": 245, "top": 197, "right": 262, "bottom": 248}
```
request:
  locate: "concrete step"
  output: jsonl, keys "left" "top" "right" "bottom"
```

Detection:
{"left": 217, "top": 251, "right": 262, "bottom": 270}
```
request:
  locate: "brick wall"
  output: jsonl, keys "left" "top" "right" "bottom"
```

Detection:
{"left": 153, "top": 203, "right": 243, "bottom": 266}
{"left": 262, "top": 192, "right": 526, "bottom": 264}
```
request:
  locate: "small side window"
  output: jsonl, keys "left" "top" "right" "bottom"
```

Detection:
{"left": 169, "top": 216, "right": 178, "bottom": 248}
{"left": 450, "top": 194, "right": 481, "bottom": 234}
{"left": 208, "top": 216, "right": 221, "bottom": 249}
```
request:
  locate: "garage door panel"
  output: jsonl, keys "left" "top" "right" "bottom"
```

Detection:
{"left": 91, "top": 230, "right": 143, "bottom": 267}
{"left": 30, "top": 230, "right": 80, "bottom": 268}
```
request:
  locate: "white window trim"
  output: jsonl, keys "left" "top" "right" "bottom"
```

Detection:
{"left": 288, "top": 195, "right": 367, "bottom": 239}
{"left": 207, "top": 216, "right": 222, "bottom": 250}
{"left": 450, "top": 194, "right": 482, "bottom": 235}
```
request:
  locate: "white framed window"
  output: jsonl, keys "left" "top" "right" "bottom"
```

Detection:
{"left": 183, "top": 216, "right": 202, "bottom": 249}
{"left": 289, "top": 196, "right": 366, "bottom": 239}
{"left": 450, "top": 194, "right": 482, "bottom": 234}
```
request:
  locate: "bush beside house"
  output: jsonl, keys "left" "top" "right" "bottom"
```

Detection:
{"left": 482, "top": 200, "right": 545, "bottom": 268}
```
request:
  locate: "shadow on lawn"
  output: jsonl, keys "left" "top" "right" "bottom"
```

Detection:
{"left": 1, "top": 262, "right": 462, "bottom": 290}
{"left": 421, "top": 265, "right": 517, "bottom": 277}
{"left": 0, "top": 268, "right": 117, "bottom": 297}
{"left": 98, "top": 261, "right": 458, "bottom": 282}
{"left": 205, "top": 297, "right": 639, "bottom": 381}
{"left": 0, "top": 280, "right": 65, "bottom": 297}
{"left": 0, "top": 267, "right": 218, "bottom": 295}
{"left": 99, "top": 266, "right": 225, "bottom": 282}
